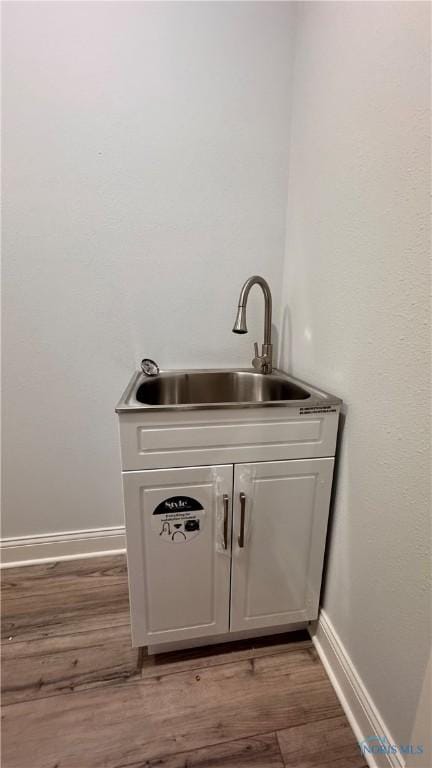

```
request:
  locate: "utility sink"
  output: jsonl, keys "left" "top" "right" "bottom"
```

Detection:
{"left": 116, "top": 368, "right": 341, "bottom": 412}
{"left": 136, "top": 370, "right": 309, "bottom": 406}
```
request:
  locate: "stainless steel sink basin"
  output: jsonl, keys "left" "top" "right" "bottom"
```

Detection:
{"left": 116, "top": 368, "right": 341, "bottom": 412}
{"left": 136, "top": 370, "right": 309, "bottom": 406}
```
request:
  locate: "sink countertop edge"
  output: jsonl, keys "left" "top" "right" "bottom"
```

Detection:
{"left": 115, "top": 368, "right": 342, "bottom": 414}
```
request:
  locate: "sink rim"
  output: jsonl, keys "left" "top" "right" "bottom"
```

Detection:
{"left": 115, "top": 367, "right": 342, "bottom": 413}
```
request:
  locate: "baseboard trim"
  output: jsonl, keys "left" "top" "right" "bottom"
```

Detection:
{"left": 310, "top": 610, "right": 404, "bottom": 768}
{"left": 0, "top": 527, "right": 126, "bottom": 567}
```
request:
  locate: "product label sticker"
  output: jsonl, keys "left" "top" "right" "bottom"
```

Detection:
{"left": 299, "top": 405, "right": 337, "bottom": 415}
{"left": 152, "top": 496, "right": 205, "bottom": 543}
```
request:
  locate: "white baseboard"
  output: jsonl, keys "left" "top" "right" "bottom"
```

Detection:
{"left": 0, "top": 526, "right": 126, "bottom": 567}
{"left": 311, "top": 610, "right": 404, "bottom": 768}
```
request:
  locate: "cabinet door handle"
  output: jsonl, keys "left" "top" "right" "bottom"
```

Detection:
{"left": 238, "top": 492, "right": 246, "bottom": 548}
{"left": 223, "top": 493, "right": 229, "bottom": 549}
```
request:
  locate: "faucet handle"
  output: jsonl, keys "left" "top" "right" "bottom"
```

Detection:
{"left": 252, "top": 342, "right": 262, "bottom": 372}
{"left": 252, "top": 341, "right": 273, "bottom": 374}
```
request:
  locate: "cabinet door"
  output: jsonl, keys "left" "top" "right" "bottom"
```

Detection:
{"left": 123, "top": 464, "right": 233, "bottom": 647}
{"left": 230, "top": 458, "right": 334, "bottom": 632}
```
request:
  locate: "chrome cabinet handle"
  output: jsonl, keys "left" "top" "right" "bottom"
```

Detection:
{"left": 238, "top": 492, "right": 246, "bottom": 548}
{"left": 223, "top": 494, "right": 229, "bottom": 550}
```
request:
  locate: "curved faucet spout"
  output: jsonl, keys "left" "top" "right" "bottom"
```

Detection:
{"left": 232, "top": 275, "right": 273, "bottom": 373}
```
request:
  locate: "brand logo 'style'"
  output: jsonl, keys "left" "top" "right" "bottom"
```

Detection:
{"left": 153, "top": 496, "right": 204, "bottom": 515}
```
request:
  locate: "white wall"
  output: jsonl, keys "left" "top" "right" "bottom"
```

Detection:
{"left": 279, "top": 0, "right": 430, "bottom": 749}
{"left": 2, "top": 1, "right": 295, "bottom": 538}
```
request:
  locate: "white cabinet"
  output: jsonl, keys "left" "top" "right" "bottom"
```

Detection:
{"left": 118, "top": 406, "right": 340, "bottom": 470}
{"left": 230, "top": 459, "right": 334, "bottom": 632}
{"left": 118, "top": 396, "right": 340, "bottom": 650}
{"left": 123, "top": 458, "right": 334, "bottom": 649}
{"left": 123, "top": 465, "right": 233, "bottom": 647}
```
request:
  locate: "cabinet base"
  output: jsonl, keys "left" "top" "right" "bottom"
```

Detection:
{"left": 147, "top": 622, "right": 309, "bottom": 655}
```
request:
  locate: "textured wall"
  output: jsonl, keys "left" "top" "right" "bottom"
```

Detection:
{"left": 2, "top": 1, "right": 295, "bottom": 537}
{"left": 279, "top": 1, "right": 430, "bottom": 746}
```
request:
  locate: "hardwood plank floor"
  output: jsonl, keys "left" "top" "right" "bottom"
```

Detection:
{"left": 118, "top": 733, "right": 285, "bottom": 767}
{"left": 1, "top": 624, "right": 139, "bottom": 705}
{"left": 1, "top": 557, "right": 130, "bottom": 644}
{"left": 277, "top": 716, "right": 367, "bottom": 768}
{"left": 1, "top": 555, "right": 367, "bottom": 768}
{"left": 1, "top": 556, "right": 128, "bottom": 598}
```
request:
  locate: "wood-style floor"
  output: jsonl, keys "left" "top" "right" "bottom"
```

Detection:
{"left": 1, "top": 555, "right": 367, "bottom": 768}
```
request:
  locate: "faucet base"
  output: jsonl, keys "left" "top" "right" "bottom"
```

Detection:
{"left": 252, "top": 343, "right": 273, "bottom": 374}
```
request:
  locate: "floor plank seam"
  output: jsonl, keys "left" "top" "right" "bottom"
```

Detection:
{"left": 1, "top": 672, "right": 143, "bottom": 709}
{"left": 139, "top": 645, "right": 316, "bottom": 681}
{"left": 275, "top": 715, "right": 367, "bottom": 768}
{"left": 2, "top": 581, "right": 129, "bottom": 599}
{"left": 1, "top": 656, "right": 334, "bottom": 710}
{"left": 2, "top": 669, "right": 143, "bottom": 705}
{"left": 273, "top": 727, "right": 286, "bottom": 766}
{"left": 1, "top": 635, "right": 131, "bottom": 657}
{"left": 275, "top": 709, "right": 360, "bottom": 741}
{"left": 111, "top": 727, "right": 285, "bottom": 768}
{"left": 1, "top": 620, "right": 131, "bottom": 645}
{"left": 2, "top": 645, "right": 315, "bottom": 707}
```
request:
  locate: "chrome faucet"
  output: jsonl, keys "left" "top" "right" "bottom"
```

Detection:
{"left": 232, "top": 275, "right": 273, "bottom": 374}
